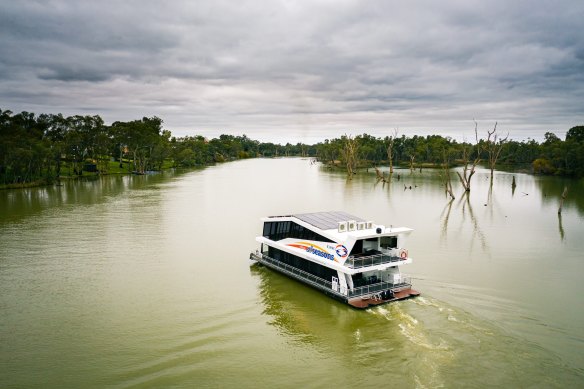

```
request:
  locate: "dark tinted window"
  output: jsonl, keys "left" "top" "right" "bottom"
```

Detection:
{"left": 262, "top": 221, "right": 333, "bottom": 242}
{"left": 380, "top": 236, "right": 398, "bottom": 249}
{"left": 267, "top": 247, "right": 337, "bottom": 281}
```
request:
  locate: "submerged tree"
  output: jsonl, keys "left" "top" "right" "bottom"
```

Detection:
{"left": 484, "top": 122, "right": 509, "bottom": 184}
{"left": 440, "top": 148, "right": 455, "bottom": 199}
{"left": 558, "top": 186, "right": 568, "bottom": 214}
{"left": 341, "top": 134, "right": 359, "bottom": 178}
{"left": 456, "top": 121, "right": 482, "bottom": 192}
{"left": 385, "top": 128, "right": 398, "bottom": 175}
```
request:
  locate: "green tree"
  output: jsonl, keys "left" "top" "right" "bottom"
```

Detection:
{"left": 112, "top": 117, "right": 165, "bottom": 173}
{"left": 566, "top": 126, "right": 584, "bottom": 143}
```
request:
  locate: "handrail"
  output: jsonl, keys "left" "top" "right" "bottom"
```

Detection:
{"left": 257, "top": 253, "right": 336, "bottom": 292}
{"left": 252, "top": 252, "right": 411, "bottom": 299}
{"left": 344, "top": 253, "right": 405, "bottom": 269}
{"left": 348, "top": 277, "right": 411, "bottom": 298}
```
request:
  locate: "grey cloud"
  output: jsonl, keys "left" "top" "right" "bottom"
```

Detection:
{"left": 38, "top": 66, "right": 110, "bottom": 82}
{"left": 0, "top": 0, "right": 583, "bottom": 142}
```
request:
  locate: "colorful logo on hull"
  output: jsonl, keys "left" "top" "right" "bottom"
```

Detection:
{"left": 335, "top": 244, "right": 348, "bottom": 258}
{"left": 287, "top": 242, "right": 336, "bottom": 261}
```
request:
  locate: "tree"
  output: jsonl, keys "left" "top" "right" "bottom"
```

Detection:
{"left": 151, "top": 129, "right": 172, "bottom": 170}
{"left": 315, "top": 139, "right": 339, "bottom": 165}
{"left": 484, "top": 122, "right": 509, "bottom": 183}
{"left": 111, "top": 120, "right": 133, "bottom": 170}
{"left": 532, "top": 158, "right": 555, "bottom": 174}
{"left": 42, "top": 114, "right": 69, "bottom": 177}
{"left": 544, "top": 132, "right": 561, "bottom": 145}
{"left": 440, "top": 147, "right": 456, "bottom": 199}
{"left": 170, "top": 135, "right": 210, "bottom": 167}
{"left": 566, "top": 126, "right": 584, "bottom": 143}
{"left": 340, "top": 134, "right": 358, "bottom": 178}
{"left": 385, "top": 129, "right": 398, "bottom": 175}
{"left": 356, "top": 134, "right": 378, "bottom": 168}
{"left": 0, "top": 110, "right": 52, "bottom": 184}
{"left": 456, "top": 121, "right": 482, "bottom": 192}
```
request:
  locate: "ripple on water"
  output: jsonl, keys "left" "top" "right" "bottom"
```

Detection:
{"left": 376, "top": 297, "right": 584, "bottom": 388}
{"left": 111, "top": 302, "right": 263, "bottom": 388}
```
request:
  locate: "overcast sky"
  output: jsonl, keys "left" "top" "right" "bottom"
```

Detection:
{"left": 1, "top": 0, "right": 583, "bottom": 143}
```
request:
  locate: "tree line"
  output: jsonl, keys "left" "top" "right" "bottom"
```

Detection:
{"left": 1, "top": 108, "right": 582, "bottom": 187}
{"left": 313, "top": 126, "right": 584, "bottom": 179}
{"left": 0, "top": 108, "right": 315, "bottom": 186}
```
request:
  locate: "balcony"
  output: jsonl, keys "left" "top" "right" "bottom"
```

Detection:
{"left": 347, "top": 277, "right": 411, "bottom": 298}
{"left": 344, "top": 252, "right": 406, "bottom": 269}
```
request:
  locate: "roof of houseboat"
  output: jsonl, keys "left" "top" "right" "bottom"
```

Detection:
{"left": 292, "top": 211, "right": 366, "bottom": 230}
{"left": 263, "top": 211, "right": 413, "bottom": 239}
{"left": 267, "top": 211, "right": 366, "bottom": 230}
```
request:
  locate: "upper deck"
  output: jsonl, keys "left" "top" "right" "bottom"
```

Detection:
{"left": 258, "top": 211, "right": 413, "bottom": 272}
{"left": 262, "top": 211, "right": 412, "bottom": 242}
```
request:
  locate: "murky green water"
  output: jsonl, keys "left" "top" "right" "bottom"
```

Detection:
{"left": 1, "top": 158, "right": 583, "bottom": 388}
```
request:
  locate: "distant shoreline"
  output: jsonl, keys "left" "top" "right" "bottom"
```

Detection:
{"left": 1, "top": 108, "right": 582, "bottom": 189}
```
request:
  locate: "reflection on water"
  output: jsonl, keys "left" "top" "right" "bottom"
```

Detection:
{"left": 537, "top": 176, "right": 584, "bottom": 215}
{"left": 462, "top": 192, "right": 488, "bottom": 253}
{"left": 251, "top": 263, "right": 357, "bottom": 344}
{"left": 0, "top": 171, "right": 180, "bottom": 224}
{"left": 439, "top": 191, "right": 490, "bottom": 254}
{"left": 440, "top": 199, "right": 454, "bottom": 242}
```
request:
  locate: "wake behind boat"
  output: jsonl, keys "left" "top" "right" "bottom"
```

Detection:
{"left": 250, "top": 211, "right": 419, "bottom": 309}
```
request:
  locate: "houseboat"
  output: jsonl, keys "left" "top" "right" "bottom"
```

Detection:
{"left": 250, "top": 211, "right": 419, "bottom": 309}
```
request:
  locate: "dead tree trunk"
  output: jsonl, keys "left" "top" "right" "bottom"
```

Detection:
{"left": 342, "top": 134, "right": 358, "bottom": 179}
{"left": 558, "top": 186, "right": 568, "bottom": 214}
{"left": 408, "top": 154, "right": 415, "bottom": 172}
{"left": 441, "top": 149, "right": 455, "bottom": 199}
{"left": 374, "top": 167, "right": 385, "bottom": 182}
{"left": 385, "top": 129, "right": 398, "bottom": 175}
{"left": 485, "top": 122, "right": 509, "bottom": 184}
{"left": 456, "top": 121, "right": 482, "bottom": 192}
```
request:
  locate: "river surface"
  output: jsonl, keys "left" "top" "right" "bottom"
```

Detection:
{"left": 1, "top": 158, "right": 583, "bottom": 388}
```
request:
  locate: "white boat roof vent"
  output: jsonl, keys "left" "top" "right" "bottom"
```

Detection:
{"left": 357, "top": 222, "right": 366, "bottom": 230}
{"left": 347, "top": 220, "right": 356, "bottom": 231}
{"left": 338, "top": 221, "right": 347, "bottom": 233}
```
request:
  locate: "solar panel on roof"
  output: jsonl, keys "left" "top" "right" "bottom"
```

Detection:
{"left": 293, "top": 211, "right": 365, "bottom": 230}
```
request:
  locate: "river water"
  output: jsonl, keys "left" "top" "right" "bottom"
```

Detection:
{"left": 1, "top": 158, "right": 583, "bottom": 388}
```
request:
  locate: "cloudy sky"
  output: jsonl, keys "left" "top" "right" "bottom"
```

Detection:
{"left": 1, "top": 0, "right": 583, "bottom": 143}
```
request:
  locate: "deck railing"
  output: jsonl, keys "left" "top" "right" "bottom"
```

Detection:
{"left": 344, "top": 253, "right": 405, "bottom": 269}
{"left": 255, "top": 253, "right": 337, "bottom": 293}
{"left": 348, "top": 277, "right": 411, "bottom": 298}
{"left": 252, "top": 251, "right": 411, "bottom": 299}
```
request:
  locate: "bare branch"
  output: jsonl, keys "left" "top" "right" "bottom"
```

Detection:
{"left": 386, "top": 128, "right": 398, "bottom": 174}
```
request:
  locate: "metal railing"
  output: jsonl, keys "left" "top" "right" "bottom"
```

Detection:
{"left": 254, "top": 253, "right": 342, "bottom": 295}
{"left": 251, "top": 251, "right": 412, "bottom": 299}
{"left": 348, "top": 277, "right": 411, "bottom": 298}
{"left": 344, "top": 253, "right": 405, "bottom": 269}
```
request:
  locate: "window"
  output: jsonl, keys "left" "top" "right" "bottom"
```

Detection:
{"left": 262, "top": 221, "right": 333, "bottom": 242}
{"left": 268, "top": 247, "right": 337, "bottom": 280}
{"left": 380, "top": 236, "right": 398, "bottom": 249}
{"left": 349, "top": 239, "right": 363, "bottom": 256}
